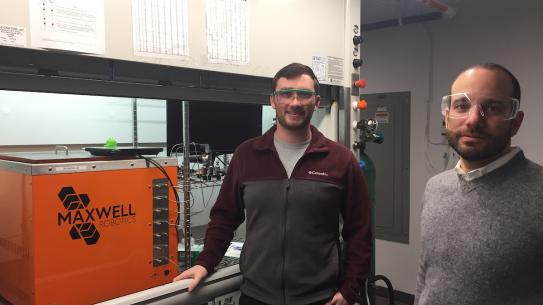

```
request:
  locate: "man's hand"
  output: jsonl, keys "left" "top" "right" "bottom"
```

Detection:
{"left": 324, "top": 292, "right": 349, "bottom": 305}
{"left": 173, "top": 265, "right": 208, "bottom": 292}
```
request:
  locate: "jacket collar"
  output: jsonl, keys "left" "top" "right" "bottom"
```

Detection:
{"left": 253, "top": 125, "right": 329, "bottom": 154}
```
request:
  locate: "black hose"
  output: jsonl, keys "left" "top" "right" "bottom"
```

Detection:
{"left": 365, "top": 274, "right": 395, "bottom": 305}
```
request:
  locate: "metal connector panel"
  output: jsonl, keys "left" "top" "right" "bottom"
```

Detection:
{"left": 152, "top": 178, "right": 170, "bottom": 267}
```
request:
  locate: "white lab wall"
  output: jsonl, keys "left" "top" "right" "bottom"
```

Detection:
{"left": 0, "top": 0, "right": 352, "bottom": 146}
{"left": 1, "top": 0, "right": 347, "bottom": 81}
{"left": 361, "top": 0, "right": 543, "bottom": 294}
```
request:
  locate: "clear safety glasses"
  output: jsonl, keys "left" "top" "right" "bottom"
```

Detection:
{"left": 272, "top": 88, "right": 317, "bottom": 103}
{"left": 441, "top": 92, "right": 520, "bottom": 120}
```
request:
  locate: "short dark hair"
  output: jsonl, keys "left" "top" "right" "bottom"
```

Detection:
{"left": 471, "top": 63, "right": 521, "bottom": 101}
{"left": 271, "top": 63, "right": 320, "bottom": 94}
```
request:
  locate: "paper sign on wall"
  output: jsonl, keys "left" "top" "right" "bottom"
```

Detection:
{"left": 207, "top": 0, "right": 249, "bottom": 64}
{"left": 0, "top": 24, "right": 27, "bottom": 47}
{"left": 375, "top": 111, "right": 390, "bottom": 123}
{"left": 312, "top": 56, "right": 327, "bottom": 83}
{"left": 132, "top": 0, "right": 189, "bottom": 58}
{"left": 327, "top": 56, "right": 344, "bottom": 85}
{"left": 29, "top": 0, "right": 105, "bottom": 54}
{"left": 312, "top": 55, "right": 344, "bottom": 86}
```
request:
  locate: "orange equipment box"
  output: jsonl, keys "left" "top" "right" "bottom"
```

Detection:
{"left": 0, "top": 152, "right": 179, "bottom": 305}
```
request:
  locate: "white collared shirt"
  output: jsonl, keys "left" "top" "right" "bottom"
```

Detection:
{"left": 455, "top": 147, "right": 521, "bottom": 181}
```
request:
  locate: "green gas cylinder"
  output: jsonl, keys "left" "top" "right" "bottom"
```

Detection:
{"left": 359, "top": 150, "right": 377, "bottom": 304}
{"left": 359, "top": 151, "right": 376, "bottom": 206}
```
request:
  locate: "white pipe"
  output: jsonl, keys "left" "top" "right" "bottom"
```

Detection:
{"left": 95, "top": 265, "right": 241, "bottom": 305}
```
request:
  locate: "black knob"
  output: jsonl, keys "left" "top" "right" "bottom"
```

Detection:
{"left": 353, "top": 141, "right": 366, "bottom": 150}
{"left": 353, "top": 59, "right": 363, "bottom": 68}
{"left": 353, "top": 35, "right": 363, "bottom": 45}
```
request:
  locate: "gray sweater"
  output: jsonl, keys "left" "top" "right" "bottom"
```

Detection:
{"left": 416, "top": 151, "right": 543, "bottom": 305}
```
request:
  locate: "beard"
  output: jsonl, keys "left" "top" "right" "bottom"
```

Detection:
{"left": 275, "top": 107, "right": 313, "bottom": 131}
{"left": 446, "top": 124, "right": 512, "bottom": 162}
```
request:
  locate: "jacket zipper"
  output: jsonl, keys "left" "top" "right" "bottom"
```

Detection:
{"left": 275, "top": 147, "right": 311, "bottom": 305}
{"left": 282, "top": 179, "right": 290, "bottom": 305}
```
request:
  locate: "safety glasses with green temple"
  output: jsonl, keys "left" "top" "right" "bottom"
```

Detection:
{"left": 272, "top": 88, "right": 317, "bottom": 102}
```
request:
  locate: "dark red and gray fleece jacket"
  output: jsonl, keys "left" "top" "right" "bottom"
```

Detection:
{"left": 196, "top": 125, "right": 371, "bottom": 305}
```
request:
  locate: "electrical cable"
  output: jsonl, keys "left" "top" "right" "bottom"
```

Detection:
{"left": 198, "top": 172, "right": 205, "bottom": 208}
{"left": 422, "top": 23, "right": 450, "bottom": 174}
{"left": 174, "top": 145, "right": 184, "bottom": 156}
{"left": 138, "top": 155, "right": 181, "bottom": 246}
{"left": 425, "top": 144, "right": 443, "bottom": 173}
{"left": 169, "top": 143, "right": 183, "bottom": 157}
{"left": 364, "top": 275, "right": 395, "bottom": 305}
{"left": 190, "top": 191, "right": 196, "bottom": 209}
{"left": 204, "top": 181, "right": 217, "bottom": 209}
{"left": 365, "top": 278, "right": 370, "bottom": 305}
{"left": 215, "top": 153, "right": 227, "bottom": 166}
{"left": 167, "top": 258, "right": 179, "bottom": 267}
{"left": 423, "top": 24, "right": 448, "bottom": 147}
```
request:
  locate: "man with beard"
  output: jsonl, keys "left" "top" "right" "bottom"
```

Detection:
{"left": 174, "top": 63, "right": 371, "bottom": 305}
{"left": 415, "top": 63, "right": 543, "bottom": 305}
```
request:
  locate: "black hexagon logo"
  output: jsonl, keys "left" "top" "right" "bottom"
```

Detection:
{"left": 59, "top": 186, "right": 100, "bottom": 245}
{"left": 69, "top": 223, "right": 101, "bottom": 245}
{"left": 58, "top": 187, "right": 91, "bottom": 210}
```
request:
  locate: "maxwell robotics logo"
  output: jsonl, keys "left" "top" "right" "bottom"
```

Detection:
{"left": 57, "top": 186, "right": 137, "bottom": 245}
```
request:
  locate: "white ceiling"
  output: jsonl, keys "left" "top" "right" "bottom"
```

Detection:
{"left": 362, "top": 0, "right": 459, "bottom": 25}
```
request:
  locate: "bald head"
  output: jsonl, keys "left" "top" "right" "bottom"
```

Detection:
{"left": 453, "top": 63, "right": 520, "bottom": 101}
{"left": 452, "top": 67, "right": 514, "bottom": 99}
